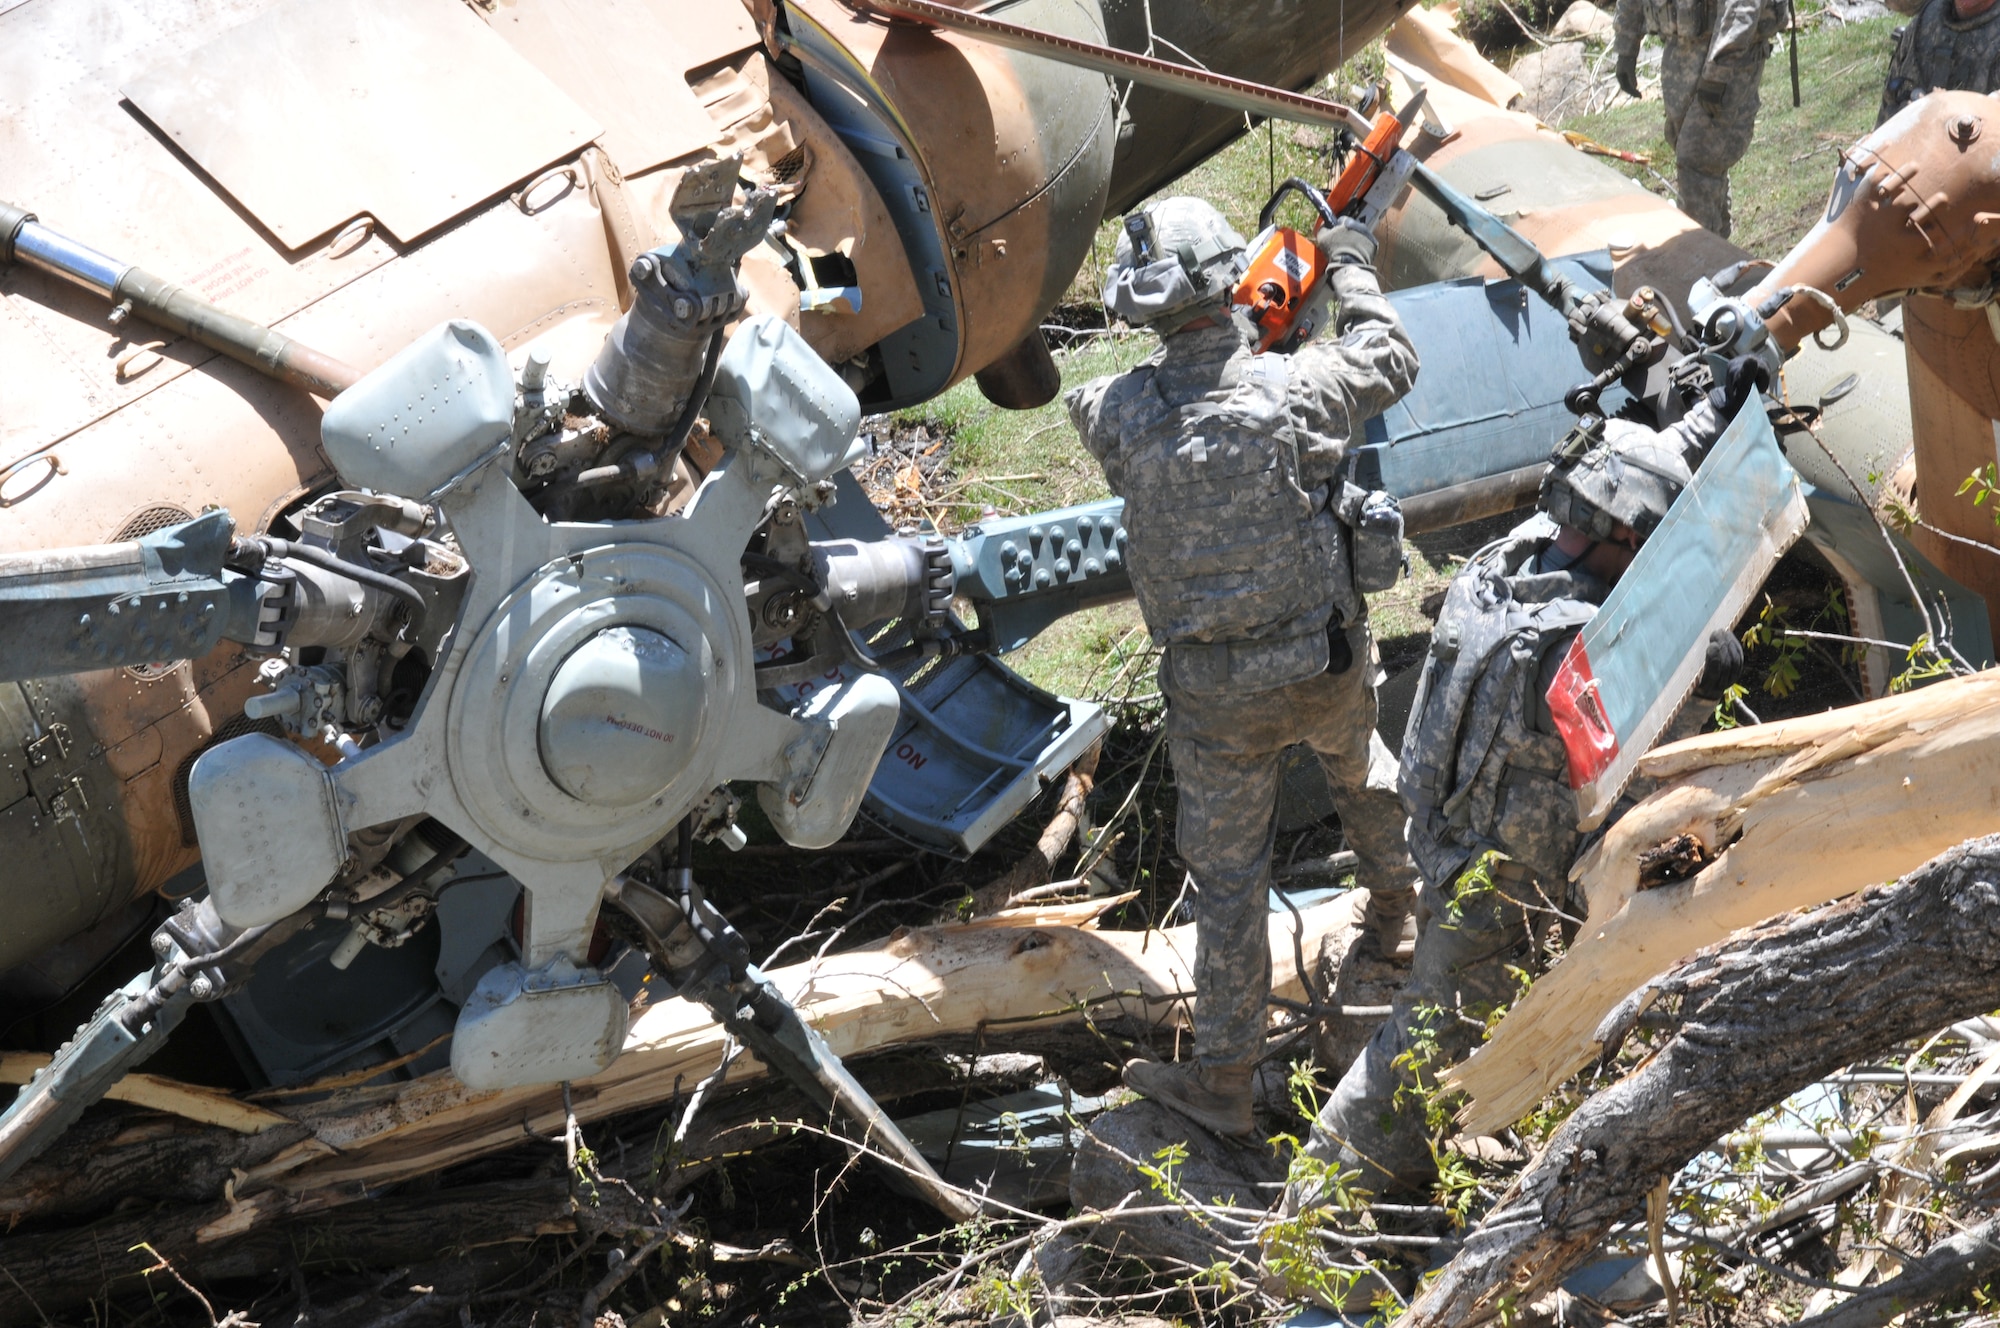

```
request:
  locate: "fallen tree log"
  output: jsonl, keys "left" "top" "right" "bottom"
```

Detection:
{"left": 1402, "top": 833, "right": 2000, "bottom": 1328}
{"left": 1449, "top": 670, "right": 2000, "bottom": 1134}
{"left": 1793, "top": 1210, "right": 2000, "bottom": 1328}
{"left": 0, "top": 895, "right": 1362, "bottom": 1253}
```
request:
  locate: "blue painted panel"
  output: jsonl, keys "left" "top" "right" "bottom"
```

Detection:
{"left": 1357, "top": 253, "right": 1625, "bottom": 498}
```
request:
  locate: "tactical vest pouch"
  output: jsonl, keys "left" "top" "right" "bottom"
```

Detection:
{"left": 1398, "top": 522, "right": 1600, "bottom": 895}
{"left": 1338, "top": 483, "right": 1407, "bottom": 593}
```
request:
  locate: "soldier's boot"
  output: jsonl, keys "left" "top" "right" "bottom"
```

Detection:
{"left": 1677, "top": 165, "right": 1732, "bottom": 238}
{"left": 1121, "top": 1059, "right": 1256, "bottom": 1137}
{"left": 1362, "top": 877, "right": 1420, "bottom": 962}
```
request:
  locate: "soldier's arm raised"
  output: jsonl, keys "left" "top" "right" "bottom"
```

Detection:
{"left": 1613, "top": 0, "right": 1646, "bottom": 94}
{"left": 1288, "top": 263, "right": 1420, "bottom": 481}
{"left": 1613, "top": 0, "right": 1646, "bottom": 60}
{"left": 1064, "top": 375, "right": 1117, "bottom": 464}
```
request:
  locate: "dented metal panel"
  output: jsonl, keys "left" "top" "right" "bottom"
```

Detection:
{"left": 122, "top": 0, "right": 601, "bottom": 247}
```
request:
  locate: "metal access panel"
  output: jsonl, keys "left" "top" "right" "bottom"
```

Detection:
{"left": 786, "top": 6, "right": 962, "bottom": 408}
{"left": 1547, "top": 400, "right": 1810, "bottom": 829}
{"left": 123, "top": 0, "right": 601, "bottom": 248}
{"left": 1352, "top": 253, "right": 1629, "bottom": 498}
{"left": 481, "top": 0, "right": 758, "bottom": 176}
{"left": 795, "top": 471, "right": 1108, "bottom": 855}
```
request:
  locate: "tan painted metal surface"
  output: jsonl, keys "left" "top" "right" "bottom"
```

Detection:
{"left": 123, "top": 0, "right": 602, "bottom": 248}
{"left": 1748, "top": 93, "right": 2000, "bottom": 651}
{"left": 484, "top": 0, "right": 758, "bottom": 177}
{"left": 0, "top": 0, "right": 1119, "bottom": 915}
{"left": 789, "top": 0, "right": 1114, "bottom": 389}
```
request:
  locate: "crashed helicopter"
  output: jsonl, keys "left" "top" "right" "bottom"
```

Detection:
{"left": 0, "top": 0, "right": 1493, "bottom": 1194}
{"left": 3, "top": 0, "right": 1995, "bottom": 1214}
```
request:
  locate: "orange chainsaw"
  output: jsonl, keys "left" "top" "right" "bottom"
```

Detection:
{"left": 1233, "top": 89, "right": 1427, "bottom": 352}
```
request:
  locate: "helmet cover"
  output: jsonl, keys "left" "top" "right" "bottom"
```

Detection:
{"left": 1539, "top": 419, "right": 1694, "bottom": 542}
{"left": 1102, "top": 197, "right": 1248, "bottom": 330}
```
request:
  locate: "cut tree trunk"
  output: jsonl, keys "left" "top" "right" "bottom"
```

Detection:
{"left": 0, "top": 893, "right": 1364, "bottom": 1318}
{"left": 1401, "top": 833, "right": 2000, "bottom": 1328}
{"left": 1449, "top": 671, "right": 2000, "bottom": 1134}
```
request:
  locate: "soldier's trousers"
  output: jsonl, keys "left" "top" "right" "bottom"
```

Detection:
{"left": 1662, "top": 38, "right": 1767, "bottom": 238}
{"left": 1163, "top": 644, "right": 1418, "bottom": 1074}
{"left": 1298, "top": 858, "right": 1545, "bottom": 1199}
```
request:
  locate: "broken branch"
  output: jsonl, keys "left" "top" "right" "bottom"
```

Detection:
{"left": 1403, "top": 833, "right": 2000, "bottom": 1327}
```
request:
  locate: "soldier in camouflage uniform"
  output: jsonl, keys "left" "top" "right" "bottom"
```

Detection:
{"left": 1065, "top": 198, "right": 1422, "bottom": 1138}
{"left": 1878, "top": 0, "right": 2000, "bottom": 125}
{"left": 1289, "top": 361, "right": 1765, "bottom": 1201}
{"left": 1614, "top": 0, "right": 1787, "bottom": 237}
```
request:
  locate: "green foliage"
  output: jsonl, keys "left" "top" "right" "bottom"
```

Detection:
{"left": 1740, "top": 588, "right": 1847, "bottom": 699}
{"left": 1741, "top": 598, "right": 1807, "bottom": 697}
{"left": 1443, "top": 851, "right": 1500, "bottom": 926}
{"left": 1138, "top": 1140, "right": 1192, "bottom": 1204}
{"left": 1261, "top": 1144, "right": 1389, "bottom": 1310}
{"left": 1955, "top": 461, "right": 2000, "bottom": 523}
{"left": 1562, "top": 11, "right": 1901, "bottom": 259}
{"left": 1889, "top": 633, "right": 1956, "bottom": 693}
{"left": 1711, "top": 681, "right": 1751, "bottom": 730}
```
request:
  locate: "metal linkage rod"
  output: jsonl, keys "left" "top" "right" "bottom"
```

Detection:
{"left": 1, "top": 200, "right": 361, "bottom": 398}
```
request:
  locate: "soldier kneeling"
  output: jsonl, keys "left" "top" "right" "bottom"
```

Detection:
{"left": 1289, "top": 358, "right": 1765, "bottom": 1203}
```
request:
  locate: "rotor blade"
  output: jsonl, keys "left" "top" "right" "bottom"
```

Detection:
{"left": 850, "top": 0, "right": 1374, "bottom": 137}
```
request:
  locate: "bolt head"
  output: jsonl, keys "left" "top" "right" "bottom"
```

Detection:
{"left": 188, "top": 974, "right": 215, "bottom": 1000}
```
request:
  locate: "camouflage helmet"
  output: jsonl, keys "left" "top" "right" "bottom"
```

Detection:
{"left": 1538, "top": 419, "right": 1694, "bottom": 543}
{"left": 1101, "top": 197, "right": 1247, "bottom": 331}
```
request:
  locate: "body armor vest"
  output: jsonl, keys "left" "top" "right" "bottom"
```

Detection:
{"left": 1095, "top": 354, "right": 1355, "bottom": 694}
{"left": 1399, "top": 522, "right": 1608, "bottom": 896}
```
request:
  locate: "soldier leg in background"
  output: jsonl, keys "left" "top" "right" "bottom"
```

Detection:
{"left": 1295, "top": 638, "right": 1419, "bottom": 956}
{"left": 1290, "top": 857, "right": 1543, "bottom": 1203}
{"left": 1122, "top": 674, "right": 1291, "bottom": 1136}
{"left": 1662, "top": 39, "right": 1765, "bottom": 236}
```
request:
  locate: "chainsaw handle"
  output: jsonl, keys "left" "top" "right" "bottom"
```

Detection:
{"left": 1258, "top": 177, "right": 1338, "bottom": 234}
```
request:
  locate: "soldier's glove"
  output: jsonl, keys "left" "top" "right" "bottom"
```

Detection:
{"left": 1695, "top": 67, "right": 1730, "bottom": 114}
{"left": 1694, "top": 627, "right": 1745, "bottom": 700}
{"left": 1615, "top": 50, "right": 1641, "bottom": 98}
{"left": 1708, "top": 354, "right": 1772, "bottom": 416}
{"left": 1317, "top": 217, "right": 1378, "bottom": 270}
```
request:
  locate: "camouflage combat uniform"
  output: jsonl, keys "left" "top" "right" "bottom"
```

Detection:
{"left": 1297, "top": 402, "right": 1730, "bottom": 1197}
{"left": 1878, "top": 0, "right": 2000, "bottom": 125}
{"left": 1614, "top": 0, "right": 1787, "bottom": 237}
{"left": 1067, "top": 264, "right": 1421, "bottom": 1076}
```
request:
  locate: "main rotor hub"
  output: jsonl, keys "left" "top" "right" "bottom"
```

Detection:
{"left": 539, "top": 625, "right": 710, "bottom": 805}
{"left": 445, "top": 541, "right": 739, "bottom": 863}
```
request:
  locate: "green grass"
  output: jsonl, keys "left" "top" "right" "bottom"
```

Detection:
{"left": 1563, "top": 9, "right": 1901, "bottom": 258}
{"left": 892, "top": 334, "right": 1155, "bottom": 699}
{"left": 891, "top": 335, "right": 1151, "bottom": 523}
